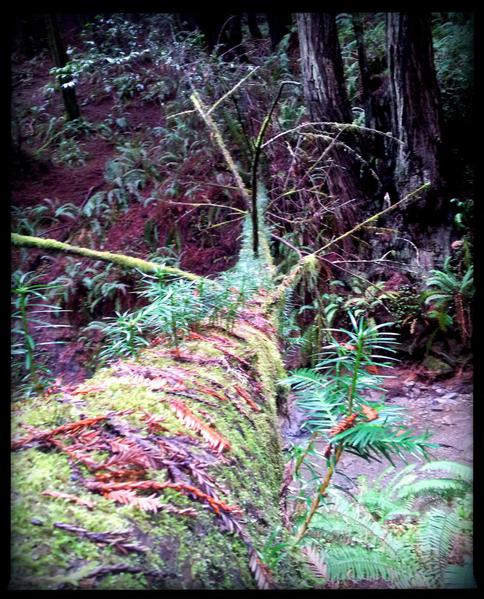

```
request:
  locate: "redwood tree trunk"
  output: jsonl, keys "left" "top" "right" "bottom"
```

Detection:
{"left": 386, "top": 13, "right": 443, "bottom": 198}
{"left": 384, "top": 13, "right": 450, "bottom": 273}
{"left": 352, "top": 13, "right": 374, "bottom": 130}
{"left": 297, "top": 13, "right": 373, "bottom": 232}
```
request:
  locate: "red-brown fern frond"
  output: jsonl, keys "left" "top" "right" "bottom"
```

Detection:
{"left": 233, "top": 385, "right": 261, "bottom": 412}
{"left": 87, "top": 480, "right": 242, "bottom": 517}
{"left": 302, "top": 545, "right": 327, "bottom": 580}
{"left": 41, "top": 490, "right": 95, "bottom": 509}
{"left": 106, "top": 490, "right": 162, "bottom": 513}
{"left": 361, "top": 404, "right": 379, "bottom": 422}
{"left": 248, "top": 548, "right": 276, "bottom": 590}
{"left": 168, "top": 399, "right": 231, "bottom": 453}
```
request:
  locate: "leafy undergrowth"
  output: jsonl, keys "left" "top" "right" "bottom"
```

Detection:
{"left": 300, "top": 461, "right": 474, "bottom": 589}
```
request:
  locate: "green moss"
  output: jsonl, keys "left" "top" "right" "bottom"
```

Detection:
{"left": 96, "top": 573, "right": 149, "bottom": 590}
{"left": 11, "top": 295, "right": 311, "bottom": 589}
{"left": 11, "top": 232, "right": 201, "bottom": 281}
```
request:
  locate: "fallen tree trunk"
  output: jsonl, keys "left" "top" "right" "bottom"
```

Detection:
{"left": 10, "top": 206, "right": 317, "bottom": 590}
{"left": 10, "top": 92, "right": 320, "bottom": 589}
{"left": 11, "top": 305, "right": 314, "bottom": 589}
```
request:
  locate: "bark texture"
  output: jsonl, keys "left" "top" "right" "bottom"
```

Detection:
{"left": 383, "top": 13, "right": 450, "bottom": 274}
{"left": 386, "top": 13, "right": 443, "bottom": 198}
{"left": 297, "top": 13, "right": 373, "bottom": 233}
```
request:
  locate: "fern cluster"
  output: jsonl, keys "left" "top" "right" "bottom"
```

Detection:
{"left": 11, "top": 270, "right": 71, "bottom": 394}
{"left": 301, "top": 460, "right": 474, "bottom": 588}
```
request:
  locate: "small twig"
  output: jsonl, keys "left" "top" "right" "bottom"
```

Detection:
{"left": 161, "top": 199, "right": 246, "bottom": 215}
{"left": 271, "top": 183, "right": 430, "bottom": 304}
{"left": 313, "top": 182, "right": 431, "bottom": 257}
{"left": 214, "top": 15, "right": 237, "bottom": 50}
{"left": 262, "top": 121, "right": 403, "bottom": 149}
{"left": 167, "top": 66, "right": 260, "bottom": 121}
{"left": 270, "top": 233, "right": 303, "bottom": 258}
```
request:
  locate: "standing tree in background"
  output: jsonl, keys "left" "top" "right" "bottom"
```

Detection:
{"left": 45, "top": 14, "right": 80, "bottom": 121}
{"left": 352, "top": 13, "right": 394, "bottom": 201}
{"left": 247, "top": 13, "right": 262, "bottom": 39}
{"left": 266, "top": 13, "right": 293, "bottom": 50}
{"left": 386, "top": 13, "right": 444, "bottom": 199}
{"left": 297, "top": 13, "right": 373, "bottom": 230}
{"left": 385, "top": 13, "right": 450, "bottom": 272}
{"left": 352, "top": 13, "right": 376, "bottom": 130}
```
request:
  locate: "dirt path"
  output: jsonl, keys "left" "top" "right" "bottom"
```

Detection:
{"left": 280, "top": 366, "right": 473, "bottom": 489}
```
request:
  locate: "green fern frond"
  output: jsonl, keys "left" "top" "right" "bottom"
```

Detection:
{"left": 320, "top": 545, "right": 407, "bottom": 584}
{"left": 282, "top": 369, "right": 328, "bottom": 391}
{"left": 420, "top": 461, "right": 472, "bottom": 482}
{"left": 331, "top": 420, "right": 435, "bottom": 463}
{"left": 396, "top": 478, "right": 470, "bottom": 501}
{"left": 443, "top": 560, "right": 476, "bottom": 588}
{"left": 312, "top": 490, "right": 406, "bottom": 557}
{"left": 418, "top": 508, "right": 463, "bottom": 584}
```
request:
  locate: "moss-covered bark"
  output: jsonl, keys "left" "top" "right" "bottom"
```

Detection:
{"left": 10, "top": 309, "right": 313, "bottom": 590}
{"left": 11, "top": 233, "right": 202, "bottom": 281}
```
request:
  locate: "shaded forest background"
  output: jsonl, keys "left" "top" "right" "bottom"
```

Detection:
{"left": 11, "top": 12, "right": 474, "bottom": 389}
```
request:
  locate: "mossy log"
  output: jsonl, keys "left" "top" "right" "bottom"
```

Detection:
{"left": 11, "top": 233, "right": 202, "bottom": 281}
{"left": 10, "top": 303, "right": 313, "bottom": 590}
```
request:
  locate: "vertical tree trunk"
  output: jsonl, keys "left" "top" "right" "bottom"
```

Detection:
{"left": 384, "top": 13, "right": 449, "bottom": 273}
{"left": 386, "top": 13, "right": 443, "bottom": 198}
{"left": 266, "top": 13, "right": 293, "bottom": 50}
{"left": 297, "top": 13, "right": 373, "bottom": 232}
{"left": 247, "top": 13, "right": 262, "bottom": 39}
{"left": 45, "top": 14, "right": 80, "bottom": 121}
{"left": 352, "top": 13, "right": 373, "bottom": 129}
{"left": 297, "top": 13, "right": 352, "bottom": 123}
{"left": 352, "top": 13, "right": 395, "bottom": 202}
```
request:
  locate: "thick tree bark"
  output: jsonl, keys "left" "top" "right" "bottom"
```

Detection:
{"left": 352, "top": 14, "right": 395, "bottom": 201}
{"left": 383, "top": 13, "right": 450, "bottom": 274}
{"left": 297, "top": 13, "right": 373, "bottom": 233}
{"left": 297, "top": 13, "right": 351, "bottom": 123}
{"left": 45, "top": 14, "right": 80, "bottom": 121}
{"left": 386, "top": 13, "right": 443, "bottom": 199}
